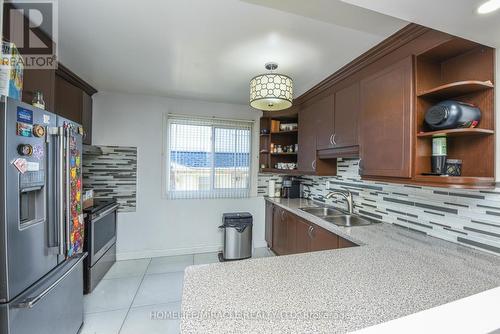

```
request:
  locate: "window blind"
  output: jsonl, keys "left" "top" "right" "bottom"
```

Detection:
{"left": 166, "top": 115, "right": 252, "bottom": 199}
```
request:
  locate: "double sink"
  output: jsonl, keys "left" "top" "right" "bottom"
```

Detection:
{"left": 299, "top": 206, "right": 374, "bottom": 227}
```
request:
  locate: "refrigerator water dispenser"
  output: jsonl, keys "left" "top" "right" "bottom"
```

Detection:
{"left": 18, "top": 171, "right": 46, "bottom": 229}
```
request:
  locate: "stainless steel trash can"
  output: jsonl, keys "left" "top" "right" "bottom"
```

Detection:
{"left": 219, "top": 213, "right": 253, "bottom": 260}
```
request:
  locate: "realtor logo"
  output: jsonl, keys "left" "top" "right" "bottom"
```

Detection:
{"left": 2, "top": 0, "right": 58, "bottom": 69}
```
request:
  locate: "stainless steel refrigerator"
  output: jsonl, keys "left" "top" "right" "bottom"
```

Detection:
{"left": 0, "top": 96, "right": 86, "bottom": 334}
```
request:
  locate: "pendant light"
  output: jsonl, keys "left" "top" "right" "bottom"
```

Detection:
{"left": 249, "top": 62, "right": 293, "bottom": 111}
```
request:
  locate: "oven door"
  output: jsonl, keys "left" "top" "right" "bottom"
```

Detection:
{"left": 89, "top": 204, "right": 118, "bottom": 266}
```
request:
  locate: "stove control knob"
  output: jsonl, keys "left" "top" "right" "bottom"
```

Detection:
{"left": 33, "top": 124, "right": 46, "bottom": 138}
{"left": 17, "top": 144, "right": 33, "bottom": 156}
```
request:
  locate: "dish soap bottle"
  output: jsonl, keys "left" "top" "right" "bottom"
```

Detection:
{"left": 32, "top": 90, "right": 46, "bottom": 110}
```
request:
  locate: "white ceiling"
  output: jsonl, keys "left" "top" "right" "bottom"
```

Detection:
{"left": 57, "top": 0, "right": 406, "bottom": 104}
{"left": 342, "top": 0, "right": 500, "bottom": 48}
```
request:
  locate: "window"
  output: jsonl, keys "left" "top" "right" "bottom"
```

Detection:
{"left": 166, "top": 115, "right": 252, "bottom": 199}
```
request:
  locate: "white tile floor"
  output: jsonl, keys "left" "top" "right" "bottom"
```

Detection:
{"left": 81, "top": 248, "right": 274, "bottom": 334}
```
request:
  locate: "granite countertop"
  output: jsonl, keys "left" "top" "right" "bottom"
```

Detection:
{"left": 181, "top": 198, "right": 500, "bottom": 334}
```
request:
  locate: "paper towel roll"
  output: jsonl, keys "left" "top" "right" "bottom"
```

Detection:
{"left": 268, "top": 180, "right": 275, "bottom": 197}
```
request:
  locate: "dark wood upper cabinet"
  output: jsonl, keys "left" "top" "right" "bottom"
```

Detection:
{"left": 21, "top": 69, "right": 56, "bottom": 111}
{"left": 297, "top": 100, "right": 337, "bottom": 175}
{"left": 316, "top": 81, "right": 361, "bottom": 159}
{"left": 333, "top": 81, "right": 360, "bottom": 149}
{"left": 55, "top": 75, "right": 83, "bottom": 123}
{"left": 55, "top": 73, "right": 95, "bottom": 145}
{"left": 265, "top": 201, "right": 274, "bottom": 248}
{"left": 297, "top": 104, "right": 317, "bottom": 173}
{"left": 359, "top": 56, "right": 414, "bottom": 179}
{"left": 314, "top": 92, "right": 335, "bottom": 150}
{"left": 54, "top": 64, "right": 97, "bottom": 144}
{"left": 296, "top": 24, "right": 495, "bottom": 188}
{"left": 81, "top": 92, "right": 93, "bottom": 145}
{"left": 259, "top": 25, "right": 495, "bottom": 187}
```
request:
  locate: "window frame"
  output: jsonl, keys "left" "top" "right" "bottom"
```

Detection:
{"left": 164, "top": 114, "right": 253, "bottom": 200}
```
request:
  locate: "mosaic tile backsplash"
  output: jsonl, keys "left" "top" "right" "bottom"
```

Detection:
{"left": 83, "top": 145, "right": 137, "bottom": 212}
{"left": 258, "top": 159, "right": 500, "bottom": 255}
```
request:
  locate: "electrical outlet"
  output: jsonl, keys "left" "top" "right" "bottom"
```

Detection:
{"left": 326, "top": 181, "right": 331, "bottom": 190}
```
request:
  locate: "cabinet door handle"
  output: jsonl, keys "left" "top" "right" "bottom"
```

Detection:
{"left": 332, "top": 133, "right": 337, "bottom": 146}
{"left": 329, "top": 134, "right": 334, "bottom": 145}
{"left": 311, "top": 159, "right": 316, "bottom": 171}
{"left": 309, "top": 226, "right": 315, "bottom": 238}
{"left": 307, "top": 226, "right": 313, "bottom": 239}
{"left": 281, "top": 210, "right": 285, "bottom": 222}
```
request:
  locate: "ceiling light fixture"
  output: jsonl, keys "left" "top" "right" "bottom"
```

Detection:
{"left": 249, "top": 62, "right": 293, "bottom": 111}
{"left": 477, "top": 0, "right": 500, "bottom": 14}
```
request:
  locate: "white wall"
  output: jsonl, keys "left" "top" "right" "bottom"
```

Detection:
{"left": 92, "top": 92, "right": 266, "bottom": 260}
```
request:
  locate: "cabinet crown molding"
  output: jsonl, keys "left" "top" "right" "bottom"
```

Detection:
{"left": 295, "top": 23, "right": 429, "bottom": 105}
{"left": 56, "top": 63, "right": 98, "bottom": 96}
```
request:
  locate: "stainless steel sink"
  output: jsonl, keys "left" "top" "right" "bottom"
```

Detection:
{"left": 299, "top": 207, "right": 344, "bottom": 217}
{"left": 323, "top": 215, "right": 373, "bottom": 227}
{"left": 299, "top": 206, "right": 376, "bottom": 227}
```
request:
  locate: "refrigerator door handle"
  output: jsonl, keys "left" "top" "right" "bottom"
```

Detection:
{"left": 65, "top": 127, "right": 71, "bottom": 252}
{"left": 57, "top": 126, "right": 66, "bottom": 256}
{"left": 13, "top": 253, "right": 86, "bottom": 309}
{"left": 46, "top": 127, "right": 60, "bottom": 254}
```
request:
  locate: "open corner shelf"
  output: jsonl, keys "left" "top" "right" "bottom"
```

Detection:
{"left": 413, "top": 175, "right": 495, "bottom": 188}
{"left": 417, "top": 80, "right": 494, "bottom": 100}
{"left": 260, "top": 168, "right": 302, "bottom": 175}
{"left": 417, "top": 128, "right": 495, "bottom": 138}
{"left": 417, "top": 38, "right": 482, "bottom": 62}
{"left": 413, "top": 41, "right": 495, "bottom": 188}
{"left": 270, "top": 130, "right": 298, "bottom": 135}
{"left": 260, "top": 111, "right": 299, "bottom": 175}
{"left": 270, "top": 152, "right": 297, "bottom": 156}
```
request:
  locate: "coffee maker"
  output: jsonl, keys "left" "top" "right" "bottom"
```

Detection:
{"left": 282, "top": 177, "right": 301, "bottom": 199}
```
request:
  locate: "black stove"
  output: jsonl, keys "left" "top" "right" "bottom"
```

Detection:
{"left": 84, "top": 198, "right": 117, "bottom": 215}
{"left": 83, "top": 198, "right": 119, "bottom": 294}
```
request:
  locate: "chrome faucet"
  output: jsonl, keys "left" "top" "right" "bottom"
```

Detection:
{"left": 325, "top": 190, "right": 354, "bottom": 215}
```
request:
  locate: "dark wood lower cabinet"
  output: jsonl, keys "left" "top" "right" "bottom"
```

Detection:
{"left": 339, "top": 237, "right": 357, "bottom": 249}
{"left": 268, "top": 203, "right": 358, "bottom": 255}
{"left": 295, "top": 218, "right": 312, "bottom": 253}
{"left": 272, "top": 206, "right": 286, "bottom": 255}
{"left": 286, "top": 214, "right": 297, "bottom": 255}
{"left": 310, "top": 224, "right": 339, "bottom": 252}
{"left": 272, "top": 206, "right": 296, "bottom": 255}
{"left": 265, "top": 201, "right": 274, "bottom": 248}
